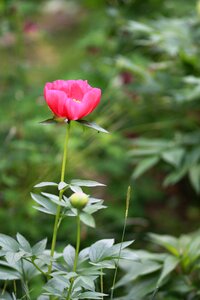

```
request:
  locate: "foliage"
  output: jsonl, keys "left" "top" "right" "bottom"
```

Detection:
{"left": 77, "top": 1, "right": 200, "bottom": 194}
{"left": 130, "top": 132, "right": 200, "bottom": 193}
{"left": 0, "top": 232, "right": 136, "bottom": 299}
{"left": 0, "top": 119, "right": 138, "bottom": 299}
{"left": 1, "top": 0, "right": 200, "bottom": 240}
{"left": 123, "top": 17, "right": 200, "bottom": 193}
{"left": 116, "top": 230, "right": 200, "bottom": 299}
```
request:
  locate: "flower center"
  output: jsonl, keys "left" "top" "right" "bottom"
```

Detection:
{"left": 72, "top": 98, "right": 81, "bottom": 103}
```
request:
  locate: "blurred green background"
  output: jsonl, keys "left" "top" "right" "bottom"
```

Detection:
{"left": 1, "top": 0, "right": 200, "bottom": 251}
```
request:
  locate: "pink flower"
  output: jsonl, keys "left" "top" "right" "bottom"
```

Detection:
{"left": 44, "top": 80, "right": 101, "bottom": 120}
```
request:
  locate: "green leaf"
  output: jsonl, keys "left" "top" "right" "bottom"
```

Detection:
{"left": 0, "top": 271, "right": 19, "bottom": 280}
{"left": 32, "top": 239, "right": 47, "bottom": 256}
{"left": 16, "top": 233, "right": 32, "bottom": 253}
{"left": 31, "top": 193, "right": 57, "bottom": 215}
{"left": 0, "top": 250, "right": 6, "bottom": 257}
{"left": 189, "top": 164, "right": 200, "bottom": 193}
{"left": 74, "top": 275, "right": 95, "bottom": 291}
{"left": 41, "top": 193, "right": 59, "bottom": 202}
{"left": 40, "top": 118, "right": 58, "bottom": 125}
{"left": 33, "top": 206, "right": 56, "bottom": 215}
{"left": 20, "top": 259, "right": 39, "bottom": 280}
{"left": 126, "top": 21, "right": 153, "bottom": 33}
{"left": 149, "top": 233, "right": 179, "bottom": 256}
{"left": 105, "top": 241, "right": 139, "bottom": 262}
{"left": 157, "top": 255, "right": 179, "bottom": 286}
{"left": 58, "top": 181, "right": 68, "bottom": 190}
{"left": 162, "top": 148, "right": 185, "bottom": 167}
{"left": 83, "top": 202, "right": 106, "bottom": 214}
{"left": 120, "top": 250, "right": 166, "bottom": 263}
{"left": 5, "top": 251, "right": 24, "bottom": 265}
{"left": 116, "top": 261, "right": 161, "bottom": 287}
{"left": 163, "top": 167, "right": 187, "bottom": 186}
{"left": 40, "top": 117, "right": 69, "bottom": 125}
{"left": 41, "top": 193, "right": 69, "bottom": 208}
{"left": 186, "top": 233, "right": 200, "bottom": 264}
{"left": 63, "top": 245, "right": 75, "bottom": 269}
{"left": 69, "top": 185, "right": 83, "bottom": 193}
{"left": 106, "top": 240, "right": 134, "bottom": 257}
{"left": 89, "top": 239, "right": 114, "bottom": 263}
{"left": 34, "top": 182, "right": 58, "bottom": 188}
{"left": 133, "top": 156, "right": 159, "bottom": 179}
{"left": 0, "top": 265, "right": 19, "bottom": 280}
{"left": 78, "top": 248, "right": 89, "bottom": 264}
{"left": 124, "top": 275, "right": 159, "bottom": 300}
{"left": 0, "top": 234, "right": 19, "bottom": 252}
{"left": 77, "top": 120, "right": 109, "bottom": 133}
{"left": 119, "top": 249, "right": 140, "bottom": 261}
{"left": 80, "top": 212, "right": 95, "bottom": 228}
{"left": 79, "top": 291, "right": 107, "bottom": 299}
{"left": 70, "top": 179, "right": 105, "bottom": 187}
{"left": 169, "top": 276, "right": 194, "bottom": 294}
{"left": 129, "top": 148, "right": 159, "bottom": 156}
{"left": 91, "top": 260, "right": 116, "bottom": 269}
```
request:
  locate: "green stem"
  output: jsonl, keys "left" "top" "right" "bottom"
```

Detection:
{"left": 13, "top": 280, "right": 17, "bottom": 296}
{"left": 110, "top": 186, "right": 131, "bottom": 300}
{"left": 48, "top": 123, "right": 71, "bottom": 276}
{"left": 66, "top": 212, "right": 81, "bottom": 300}
{"left": 100, "top": 268, "right": 104, "bottom": 299}
{"left": 23, "top": 257, "right": 47, "bottom": 278}
{"left": 32, "top": 259, "right": 47, "bottom": 278}
{"left": 13, "top": 280, "right": 17, "bottom": 298}
{"left": 21, "top": 260, "right": 31, "bottom": 300}
{"left": 73, "top": 213, "right": 81, "bottom": 272}
{"left": 2, "top": 280, "right": 7, "bottom": 295}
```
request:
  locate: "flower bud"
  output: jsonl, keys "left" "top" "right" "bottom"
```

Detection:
{"left": 70, "top": 192, "right": 89, "bottom": 209}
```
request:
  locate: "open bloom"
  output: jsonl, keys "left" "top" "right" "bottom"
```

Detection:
{"left": 44, "top": 79, "right": 101, "bottom": 120}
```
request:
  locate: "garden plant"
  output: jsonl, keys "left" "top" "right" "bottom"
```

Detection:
{"left": 116, "top": 230, "right": 200, "bottom": 299}
{"left": 0, "top": 79, "right": 137, "bottom": 299}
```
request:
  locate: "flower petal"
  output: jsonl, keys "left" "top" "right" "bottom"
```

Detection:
{"left": 75, "top": 80, "right": 91, "bottom": 93}
{"left": 69, "top": 82, "right": 84, "bottom": 100}
{"left": 64, "top": 98, "right": 85, "bottom": 120}
{"left": 44, "top": 89, "right": 67, "bottom": 117}
{"left": 81, "top": 88, "right": 101, "bottom": 117}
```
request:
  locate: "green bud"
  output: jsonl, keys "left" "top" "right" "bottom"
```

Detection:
{"left": 70, "top": 192, "right": 89, "bottom": 209}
